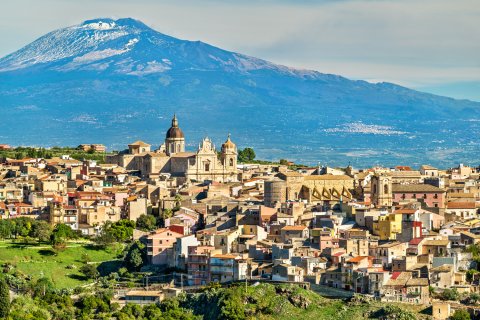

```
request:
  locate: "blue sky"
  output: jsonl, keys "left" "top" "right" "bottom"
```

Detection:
{"left": 1, "top": 0, "right": 479, "bottom": 101}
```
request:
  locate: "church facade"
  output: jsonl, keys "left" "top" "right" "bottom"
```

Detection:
{"left": 106, "top": 115, "right": 238, "bottom": 183}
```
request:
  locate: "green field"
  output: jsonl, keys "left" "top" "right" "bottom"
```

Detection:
{"left": 0, "top": 240, "right": 121, "bottom": 289}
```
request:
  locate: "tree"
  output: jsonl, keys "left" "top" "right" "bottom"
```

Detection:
{"left": 31, "top": 277, "right": 54, "bottom": 298}
{"left": 0, "top": 220, "right": 13, "bottom": 239}
{"left": 50, "top": 223, "right": 75, "bottom": 245}
{"left": 94, "top": 229, "right": 116, "bottom": 248}
{"left": 108, "top": 220, "right": 136, "bottom": 242}
{"left": 31, "top": 221, "right": 52, "bottom": 242}
{"left": 441, "top": 288, "right": 460, "bottom": 301}
{"left": 451, "top": 309, "right": 471, "bottom": 320}
{"left": 466, "top": 269, "right": 478, "bottom": 283}
{"left": 0, "top": 276, "right": 10, "bottom": 319}
{"left": 467, "top": 292, "right": 480, "bottom": 305}
{"left": 80, "top": 263, "right": 99, "bottom": 280}
{"left": 126, "top": 248, "right": 144, "bottom": 271}
{"left": 237, "top": 148, "right": 255, "bottom": 163}
{"left": 136, "top": 214, "right": 157, "bottom": 231}
{"left": 279, "top": 159, "right": 289, "bottom": 165}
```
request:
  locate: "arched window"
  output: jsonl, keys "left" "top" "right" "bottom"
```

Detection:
{"left": 229, "top": 158, "right": 234, "bottom": 167}
{"left": 384, "top": 184, "right": 388, "bottom": 194}
{"left": 177, "top": 144, "right": 180, "bottom": 153}
{"left": 205, "top": 162, "right": 210, "bottom": 172}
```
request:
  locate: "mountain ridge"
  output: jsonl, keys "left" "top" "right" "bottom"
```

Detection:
{"left": 0, "top": 18, "right": 479, "bottom": 167}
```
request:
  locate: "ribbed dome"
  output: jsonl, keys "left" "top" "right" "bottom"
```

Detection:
{"left": 166, "top": 114, "right": 184, "bottom": 139}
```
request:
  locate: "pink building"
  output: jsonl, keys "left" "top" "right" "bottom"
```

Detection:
{"left": 165, "top": 209, "right": 199, "bottom": 234}
{"left": 392, "top": 184, "right": 446, "bottom": 208}
{"left": 147, "top": 228, "right": 184, "bottom": 265}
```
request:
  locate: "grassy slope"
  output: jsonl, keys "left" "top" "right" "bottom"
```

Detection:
{"left": 0, "top": 240, "right": 119, "bottom": 289}
{"left": 187, "top": 283, "right": 431, "bottom": 320}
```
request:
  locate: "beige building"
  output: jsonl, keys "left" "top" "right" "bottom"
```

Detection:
{"left": 268, "top": 171, "right": 354, "bottom": 205}
{"left": 107, "top": 115, "right": 238, "bottom": 183}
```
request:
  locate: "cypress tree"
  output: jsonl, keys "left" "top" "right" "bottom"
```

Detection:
{"left": 0, "top": 276, "right": 10, "bottom": 319}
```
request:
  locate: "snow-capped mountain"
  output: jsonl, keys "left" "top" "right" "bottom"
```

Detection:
{"left": 0, "top": 18, "right": 318, "bottom": 77}
{"left": 0, "top": 18, "right": 479, "bottom": 167}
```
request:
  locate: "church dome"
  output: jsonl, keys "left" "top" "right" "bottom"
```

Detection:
{"left": 166, "top": 114, "right": 184, "bottom": 139}
{"left": 222, "top": 134, "right": 236, "bottom": 151}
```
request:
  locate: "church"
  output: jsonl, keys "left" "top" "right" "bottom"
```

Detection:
{"left": 106, "top": 115, "right": 238, "bottom": 183}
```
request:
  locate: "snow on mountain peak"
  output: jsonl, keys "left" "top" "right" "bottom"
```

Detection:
{"left": 82, "top": 20, "right": 116, "bottom": 30}
{"left": 0, "top": 17, "right": 323, "bottom": 79}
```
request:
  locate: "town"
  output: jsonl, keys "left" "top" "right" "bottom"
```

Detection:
{"left": 0, "top": 115, "right": 479, "bottom": 320}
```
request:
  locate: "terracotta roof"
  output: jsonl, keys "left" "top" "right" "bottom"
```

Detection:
{"left": 406, "top": 278, "right": 429, "bottom": 286}
{"left": 346, "top": 256, "right": 369, "bottom": 263}
{"left": 423, "top": 239, "right": 449, "bottom": 246}
{"left": 281, "top": 225, "right": 308, "bottom": 231}
{"left": 304, "top": 174, "right": 353, "bottom": 181}
{"left": 447, "top": 202, "right": 476, "bottom": 209}
{"left": 392, "top": 184, "right": 444, "bottom": 193}
{"left": 394, "top": 209, "right": 417, "bottom": 215}
{"left": 171, "top": 152, "right": 196, "bottom": 158}
{"left": 448, "top": 193, "right": 475, "bottom": 199}
{"left": 409, "top": 238, "right": 424, "bottom": 245}
{"left": 281, "top": 171, "right": 304, "bottom": 177}
{"left": 128, "top": 140, "right": 151, "bottom": 147}
{"left": 395, "top": 166, "right": 412, "bottom": 171}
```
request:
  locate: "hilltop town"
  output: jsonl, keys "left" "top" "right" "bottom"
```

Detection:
{"left": 0, "top": 115, "right": 479, "bottom": 319}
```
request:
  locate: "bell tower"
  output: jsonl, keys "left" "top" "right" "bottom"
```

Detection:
{"left": 165, "top": 114, "right": 185, "bottom": 156}
{"left": 371, "top": 173, "right": 393, "bottom": 207}
{"left": 221, "top": 133, "right": 237, "bottom": 173}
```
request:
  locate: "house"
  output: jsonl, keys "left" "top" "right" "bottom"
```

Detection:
{"left": 419, "top": 210, "right": 445, "bottom": 231}
{"left": 291, "top": 256, "right": 327, "bottom": 275}
{"left": 280, "top": 225, "right": 309, "bottom": 243}
{"left": 339, "top": 238, "right": 369, "bottom": 257}
{"left": 124, "top": 290, "right": 164, "bottom": 305}
{"left": 373, "top": 213, "right": 402, "bottom": 240}
{"left": 392, "top": 184, "right": 446, "bottom": 208}
{"left": 187, "top": 245, "right": 215, "bottom": 286}
{"left": 147, "top": 228, "right": 184, "bottom": 265}
{"left": 371, "top": 242, "right": 407, "bottom": 268}
{"left": 431, "top": 301, "right": 451, "bottom": 320}
{"left": 209, "top": 254, "right": 247, "bottom": 283}
{"left": 405, "top": 278, "right": 430, "bottom": 304}
{"left": 422, "top": 239, "right": 450, "bottom": 257}
{"left": 430, "top": 265, "right": 454, "bottom": 289}
{"left": 173, "top": 234, "right": 200, "bottom": 269}
{"left": 420, "top": 165, "right": 439, "bottom": 177}
{"left": 311, "top": 228, "right": 335, "bottom": 251}
{"left": 383, "top": 271, "right": 429, "bottom": 304}
{"left": 272, "top": 264, "right": 304, "bottom": 282}
{"left": 445, "top": 202, "right": 477, "bottom": 220}
{"left": 368, "top": 271, "right": 390, "bottom": 297}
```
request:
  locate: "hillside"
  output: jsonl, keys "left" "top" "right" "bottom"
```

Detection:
{"left": 0, "top": 18, "right": 479, "bottom": 167}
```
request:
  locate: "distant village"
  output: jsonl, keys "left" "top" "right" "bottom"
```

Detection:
{"left": 1, "top": 115, "right": 480, "bottom": 319}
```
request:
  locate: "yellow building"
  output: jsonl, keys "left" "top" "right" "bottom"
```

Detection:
{"left": 373, "top": 213, "right": 402, "bottom": 240}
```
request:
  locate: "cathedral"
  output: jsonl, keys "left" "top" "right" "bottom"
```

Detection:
{"left": 106, "top": 115, "right": 238, "bottom": 182}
